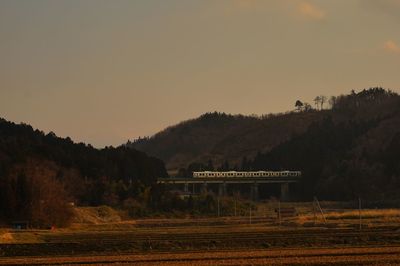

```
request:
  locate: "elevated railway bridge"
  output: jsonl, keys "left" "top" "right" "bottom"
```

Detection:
{"left": 157, "top": 171, "right": 301, "bottom": 201}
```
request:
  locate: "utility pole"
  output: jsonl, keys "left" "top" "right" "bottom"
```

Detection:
{"left": 313, "top": 200, "right": 317, "bottom": 225}
{"left": 234, "top": 199, "right": 237, "bottom": 217}
{"left": 314, "top": 197, "right": 326, "bottom": 224}
{"left": 249, "top": 206, "right": 252, "bottom": 224}
{"left": 278, "top": 200, "right": 281, "bottom": 227}
{"left": 359, "top": 197, "right": 362, "bottom": 231}
{"left": 217, "top": 197, "right": 220, "bottom": 217}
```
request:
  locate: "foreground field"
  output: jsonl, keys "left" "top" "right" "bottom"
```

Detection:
{"left": 1, "top": 246, "right": 400, "bottom": 265}
{"left": 2, "top": 205, "right": 400, "bottom": 265}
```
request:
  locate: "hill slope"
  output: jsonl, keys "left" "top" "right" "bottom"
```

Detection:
{"left": 129, "top": 111, "right": 326, "bottom": 174}
{"left": 130, "top": 88, "right": 400, "bottom": 200}
{"left": 251, "top": 89, "right": 400, "bottom": 200}
{"left": 0, "top": 119, "right": 168, "bottom": 226}
{"left": 129, "top": 88, "right": 400, "bottom": 179}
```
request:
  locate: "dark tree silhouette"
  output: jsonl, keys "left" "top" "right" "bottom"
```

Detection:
{"left": 295, "top": 100, "right": 304, "bottom": 111}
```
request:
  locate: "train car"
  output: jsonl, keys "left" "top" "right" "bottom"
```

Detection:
{"left": 192, "top": 171, "right": 301, "bottom": 178}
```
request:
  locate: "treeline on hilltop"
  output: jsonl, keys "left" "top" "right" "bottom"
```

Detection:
{"left": 0, "top": 120, "right": 168, "bottom": 227}
{"left": 177, "top": 88, "right": 400, "bottom": 201}
{"left": 129, "top": 108, "right": 326, "bottom": 174}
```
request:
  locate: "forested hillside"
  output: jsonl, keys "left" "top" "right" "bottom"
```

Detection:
{"left": 129, "top": 110, "right": 325, "bottom": 174}
{"left": 0, "top": 120, "right": 168, "bottom": 226}
{"left": 130, "top": 88, "right": 400, "bottom": 200}
{"left": 251, "top": 88, "right": 400, "bottom": 200}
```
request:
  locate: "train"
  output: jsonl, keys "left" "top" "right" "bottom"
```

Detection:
{"left": 192, "top": 171, "right": 301, "bottom": 178}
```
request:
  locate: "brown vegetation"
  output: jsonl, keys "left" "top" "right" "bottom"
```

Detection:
{"left": 0, "top": 158, "right": 74, "bottom": 228}
{"left": 73, "top": 206, "right": 122, "bottom": 224}
{"left": 0, "top": 117, "right": 168, "bottom": 227}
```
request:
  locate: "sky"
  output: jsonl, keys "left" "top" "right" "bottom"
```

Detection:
{"left": 0, "top": 0, "right": 400, "bottom": 147}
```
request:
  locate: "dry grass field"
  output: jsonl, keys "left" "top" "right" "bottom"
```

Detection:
{"left": 1, "top": 246, "right": 400, "bottom": 265}
{"left": 1, "top": 203, "right": 400, "bottom": 265}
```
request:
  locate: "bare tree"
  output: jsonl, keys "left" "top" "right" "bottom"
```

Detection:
{"left": 304, "top": 102, "right": 312, "bottom": 111}
{"left": 314, "top": 96, "right": 321, "bottom": 110}
{"left": 320, "top": 96, "right": 327, "bottom": 109}
{"left": 329, "top": 96, "right": 337, "bottom": 109}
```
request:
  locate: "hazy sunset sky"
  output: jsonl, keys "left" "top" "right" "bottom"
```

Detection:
{"left": 1, "top": 0, "right": 399, "bottom": 147}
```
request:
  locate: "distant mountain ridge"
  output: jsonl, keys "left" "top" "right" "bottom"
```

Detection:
{"left": 128, "top": 88, "right": 400, "bottom": 177}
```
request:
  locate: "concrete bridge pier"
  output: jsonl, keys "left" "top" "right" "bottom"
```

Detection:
{"left": 218, "top": 182, "right": 227, "bottom": 197}
{"left": 250, "top": 182, "right": 259, "bottom": 201}
{"left": 280, "top": 183, "right": 289, "bottom": 201}
{"left": 201, "top": 182, "right": 208, "bottom": 194}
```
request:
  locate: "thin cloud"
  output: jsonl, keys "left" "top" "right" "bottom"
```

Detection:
{"left": 298, "top": 2, "right": 325, "bottom": 20}
{"left": 384, "top": 40, "right": 400, "bottom": 54}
